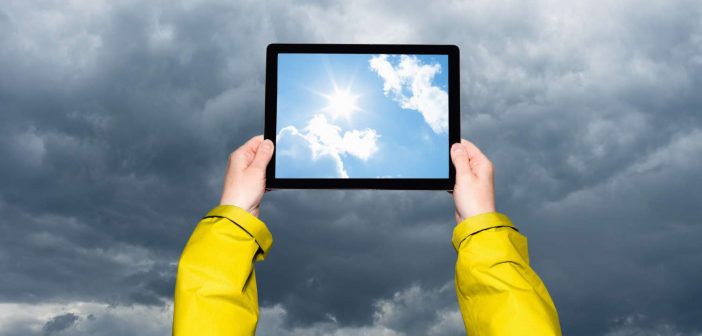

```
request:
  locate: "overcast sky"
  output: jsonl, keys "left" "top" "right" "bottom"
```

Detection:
{"left": 0, "top": 0, "right": 701, "bottom": 335}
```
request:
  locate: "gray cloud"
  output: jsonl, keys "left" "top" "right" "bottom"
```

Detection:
{"left": 42, "top": 313, "right": 79, "bottom": 335}
{"left": 257, "top": 283, "right": 464, "bottom": 336}
{"left": 0, "top": 302, "right": 172, "bottom": 336}
{"left": 0, "top": 0, "right": 701, "bottom": 335}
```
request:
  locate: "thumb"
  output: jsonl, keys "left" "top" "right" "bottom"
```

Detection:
{"left": 451, "top": 143, "right": 475, "bottom": 181}
{"left": 249, "top": 139, "right": 274, "bottom": 172}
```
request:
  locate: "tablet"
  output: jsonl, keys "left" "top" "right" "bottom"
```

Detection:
{"left": 264, "top": 44, "right": 459, "bottom": 190}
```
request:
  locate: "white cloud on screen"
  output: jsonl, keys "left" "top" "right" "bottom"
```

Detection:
{"left": 369, "top": 55, "right": 448, "bottom": 134}
{"left": 278, "top": 113, "right": 380, "bottom": 178}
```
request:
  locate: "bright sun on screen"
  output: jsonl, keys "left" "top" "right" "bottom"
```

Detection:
{"left": 323, "top": 88, "right": 360, "bottom": 121}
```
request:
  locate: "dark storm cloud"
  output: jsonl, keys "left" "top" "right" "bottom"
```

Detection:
{"left": 528, "top": 130, "right": 702, "bottom": 334}
{"left": 0, "top": 0, "right": 701, "bottom": 335}
{"left": 259, "top": 189, "right": 455, "bottom": 326}
{"left": 42, "top": 313, "right": 79, "bottom": 335}
{"left": 0, "top": 0, "right": 275, "bottom": 306}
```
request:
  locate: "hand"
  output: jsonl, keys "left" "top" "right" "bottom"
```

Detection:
{"left": 219, "top": 135, "right": 275, "bottom": 217}
{"left": 450, "top": 139, "right": 496, "bottom": 224}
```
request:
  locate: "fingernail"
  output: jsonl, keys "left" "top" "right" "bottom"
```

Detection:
{"left": 452, "top": 143, "right": 462, "bottom": 153}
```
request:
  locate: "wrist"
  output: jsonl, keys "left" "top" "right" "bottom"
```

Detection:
{"left": 219, "top": 192, "right": 262, "bottom": 217}
{"left": 456, "top": 206, "right": 496, "bottom": 223}
{"left": 220, "top": 197, "right": 249, "bottom": 211}
{"left": 219, "top": 201, "right": 258, "bottom": 216}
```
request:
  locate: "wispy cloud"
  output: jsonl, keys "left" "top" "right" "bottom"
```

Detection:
{"left": 278, "top": 113, "right": 380, "bottom": 178}
{"left": 369, "top": 55, "right": 448, "bottom": 134}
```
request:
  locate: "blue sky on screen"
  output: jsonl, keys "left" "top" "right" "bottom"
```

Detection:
{"left": 275, "top": 53, "right": 449, "bottom": 178}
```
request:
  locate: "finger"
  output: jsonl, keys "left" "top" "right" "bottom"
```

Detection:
{"left": 242, "top": 134, "right": 264, "bottom": 150}
{"left": 232, "top": 135, "right": 264, "bottom": 170}
{"left": 460, "top": 139, "right": 485, "bottom": 161}
{"left": 451, "top": 142, "right": 475, "bottom": 181}
{"left": 249, "top": 139, "right": 274, "bottom": 172}
{"left": 461, "top": 139, "right": 492, "bottom": 176}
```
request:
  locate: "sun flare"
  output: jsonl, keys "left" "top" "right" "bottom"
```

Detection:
{"left": 323, "top": 89, "right": 360, "bottom": 120}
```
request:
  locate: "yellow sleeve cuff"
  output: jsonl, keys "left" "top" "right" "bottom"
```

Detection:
{"left": 451, "top": 212, "right": 516, "bottom": 252}
{"left": 203, "top": 205, "right": 273, "bottom": 260}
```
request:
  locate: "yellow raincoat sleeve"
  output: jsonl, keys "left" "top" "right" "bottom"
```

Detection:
{"left": 173, "top": 205, "right": 273, "bottom": 336}
{"left": 452, "top": 212, "right": 561, "bottom": 335}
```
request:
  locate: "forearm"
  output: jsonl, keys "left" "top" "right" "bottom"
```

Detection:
{"left": 173, "top": 205, "right": 273, "bottom": 336}
{"left": 453, "top": 212, "right": 561, "bottom": 335}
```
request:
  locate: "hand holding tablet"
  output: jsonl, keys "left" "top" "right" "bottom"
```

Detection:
{"left": 264, "top": 44, "right": 460, "bottom": 190}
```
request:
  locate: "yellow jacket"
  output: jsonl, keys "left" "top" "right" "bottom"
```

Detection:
{"left": 173, "top": 205, "right": 561, "bottom": 335}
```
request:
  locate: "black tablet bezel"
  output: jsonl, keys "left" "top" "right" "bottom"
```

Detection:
{"left": 264, "top": 43, "right": 460, "bottom": 190}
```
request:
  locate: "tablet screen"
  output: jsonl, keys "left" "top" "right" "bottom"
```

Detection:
{"left": 275, "top": 53, "right": 449, "bottom": 179}
{"left": 264, "top": 44, "right": 459, "bottom": 190}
